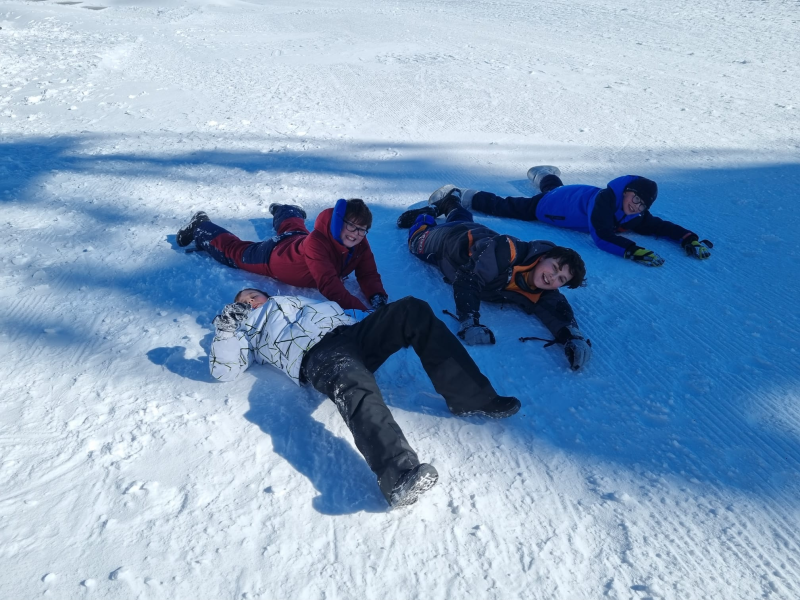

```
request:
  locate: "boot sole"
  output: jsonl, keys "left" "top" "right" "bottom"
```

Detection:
{"left": 452, "top": 402, "right": 521, "bottom": 419}
{"left": 389, "top": 464, "right": 439, "bottom": 509}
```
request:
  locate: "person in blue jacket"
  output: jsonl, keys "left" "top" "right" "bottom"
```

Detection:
{"left": 414, "top": 167, "right": 712, "bottom": 267}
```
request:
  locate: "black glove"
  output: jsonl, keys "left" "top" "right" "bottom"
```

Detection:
{"left": 370, "top": 294, "right": 388, "bottom": 310}
{"left": 457, "top": 316, "right": 496, "bottom": 345}
{"left": 213, "top": 302, "right": 251, "bottom": 333}
{"left": 681, "top": 234, "right": 712, "bottom": 260}
{"left": 625, "top": 246, "right": 665, "bottom": 267}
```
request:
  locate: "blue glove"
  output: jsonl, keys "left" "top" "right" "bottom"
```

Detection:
{"left": 626, "top": 246, "right": 665, "bottom": 267}
{"left": 458, "top": 316, "right": 496, "bottom": 345}
{"left": 370, "top": 294, "right": 389, "bottom": 310}
{"left": 213, "top": 302, "right": 251, "bottom": 333}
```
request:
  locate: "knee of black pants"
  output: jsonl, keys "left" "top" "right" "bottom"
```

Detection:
{"left": 388, "top": 296, "right": 435, "bottom": 325}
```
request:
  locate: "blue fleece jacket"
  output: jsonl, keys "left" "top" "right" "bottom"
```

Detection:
{"left": 533, "top": 175, "right": 691, "bottom": 256}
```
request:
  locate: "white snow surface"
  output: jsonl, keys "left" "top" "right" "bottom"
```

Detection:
{"left": 2, "top": 0, "right": 800, "bottom": 598}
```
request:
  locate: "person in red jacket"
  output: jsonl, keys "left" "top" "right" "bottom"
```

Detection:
{"left": 176, "top": 199, "right": 388, "bottom": 311}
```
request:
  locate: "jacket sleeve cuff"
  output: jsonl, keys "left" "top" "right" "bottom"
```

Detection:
{"left": 680, "top": 232, "right": 699, "bottom": 247}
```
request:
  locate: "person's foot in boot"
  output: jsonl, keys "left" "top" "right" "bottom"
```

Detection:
{"left": 268, "top": 203, "right": 307, "bottom": 220}
{"left": 428, "top": 184, "right": 463, "bottom": 217}
{"left": 389, "top": 463, "right": 439, "bottom": 509}
{"left": 527, "top": 166, "right": 561, "bottom": 191}
{"left": 176, "top": 211, "right": 210, "bottom": 247}
{"left": 397, "top": 204, "right": 437, "bottom": 228}
{"left": 451, "top": 395, "right": 521, "bottom": 419}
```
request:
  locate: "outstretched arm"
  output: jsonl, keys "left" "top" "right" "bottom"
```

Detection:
{"left": 304, "top": 232, "right": 370, "bottom": 310}
{"left": 353, "top": 241, "right": 388, "bottom": 301}
{"left": 633, "top": 212, "right": 691, "bottom": 241}
{"left": 451, "top": 237, "right": 509, "bottom": 345}
{"left": 524, "top": 292, "right": 592, "bottom": 370}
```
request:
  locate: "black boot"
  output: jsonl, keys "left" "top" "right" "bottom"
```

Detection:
{"left": 176, "top": 211, "right": 210, "bottom": 247}
{"left": 450, "top": 395, "right": 521, "bottom": 419}
{"left": 269, "top": 203, "right": 307, "bottom": 220}
{"left": 397, "top": 205, "right": 437, "bottom": 228}
{"left": 389, "top": 463, "right": 439, "bottom": 508}
{"left": 428, "top": 185, "right": 463, "bottom": 217}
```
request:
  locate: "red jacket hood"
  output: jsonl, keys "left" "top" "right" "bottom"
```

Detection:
{"left": 313, "top": 208, "right": 346, "bottom": 249}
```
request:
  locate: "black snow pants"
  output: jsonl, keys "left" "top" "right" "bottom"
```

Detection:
{"left": 471, "top": 173, "right": 564, "bottom": 221}
{"left": 301, "top": 296, "right": 498, "bottom": 501}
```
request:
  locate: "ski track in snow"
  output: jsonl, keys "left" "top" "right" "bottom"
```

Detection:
{"left": 1, "top": 0, "right": 799, "bottom": 598}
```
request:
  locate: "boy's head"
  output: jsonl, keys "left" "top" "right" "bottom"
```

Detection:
{"left": 526, "top": 247, "right": 586, "bottom": 291}
{"left": 623, "top": 177, "right": 658, "bottom": 215}
{"left": 339, "top": 198, "right": 372, "bottom": 248}
{"left": 235, "top": 288, "right": 270, "bottom": 309}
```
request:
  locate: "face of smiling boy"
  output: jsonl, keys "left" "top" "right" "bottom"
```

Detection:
{"left": 622, "top": 190, "right": 647, "bottom": 216}
{"left": 526, "top": 257, "right": 573, "bottom": 291}
{"left": 339, "top": 219, "right": 369, "bottom": 248}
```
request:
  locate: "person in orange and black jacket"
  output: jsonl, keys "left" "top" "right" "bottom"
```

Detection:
{"left": 176, "top": 198, "right": 388, "bottom": 311}
{"left": 398, "top": 187, "right": 592, "bottom": 371}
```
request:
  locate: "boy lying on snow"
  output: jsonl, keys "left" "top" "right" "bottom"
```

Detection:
{"left": 397, "top": 191, "right": 592, "bottom": 371}
{"left": 209, "top": 289, "right": 521, "bottom": 509}
{"left": 177, "top": 199, "right": 389, "bottom": 311}
{"left": 441, "top": 166, "right": 713, "bottom": 266}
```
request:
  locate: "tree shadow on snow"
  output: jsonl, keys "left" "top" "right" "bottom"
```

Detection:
{"left": 4, "top": 131, "right": 800, "bottom": 505}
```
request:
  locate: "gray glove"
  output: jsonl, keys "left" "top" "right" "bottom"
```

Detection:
{"left": 458, "top": 317, "right": 496, "bottom": 345}
{"left": 213, "top": 302, "right": 251, "bottom": 333}
{"left": 564, "top": 337, "right": 592, "bottom": 370}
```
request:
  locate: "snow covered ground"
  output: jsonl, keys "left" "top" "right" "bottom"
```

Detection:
{"left": 2, "top": 0, "right": 800, "bottom": 597}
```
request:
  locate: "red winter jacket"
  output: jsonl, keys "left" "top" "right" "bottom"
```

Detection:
{"left": 265, "top": 208, "right": 386, "bottom": 310}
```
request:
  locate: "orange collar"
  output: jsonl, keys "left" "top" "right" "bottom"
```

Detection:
{"left": 504, "top": 256, "right": 542, "bottom": 304}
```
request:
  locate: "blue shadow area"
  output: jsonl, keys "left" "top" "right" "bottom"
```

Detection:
{"left": 4, "top": 130, "right": 800, "bottom": 511}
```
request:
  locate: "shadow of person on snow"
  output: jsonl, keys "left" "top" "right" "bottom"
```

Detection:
{"left": 243, "top": 368, "right": 388, "bottom": 515}
{"left": 147, "top": 344, "right": 216, "bottom": 383}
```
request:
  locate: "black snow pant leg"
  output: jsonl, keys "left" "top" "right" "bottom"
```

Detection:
{"left": 302, "top": 336, "right": 420, "bottom": 502}
{"left": 344, "top": 297, "right": 499, "bottom": 413}
{"left": 472, "top": 191, "right": 543, "bottom": 221}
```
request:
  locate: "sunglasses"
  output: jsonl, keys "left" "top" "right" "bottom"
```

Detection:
{"left": 343, "top": 219, "right": 369, "bottom": 236}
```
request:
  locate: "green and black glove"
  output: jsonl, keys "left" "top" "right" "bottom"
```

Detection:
{"left": 681, "top": 234, "right": 713, "bottom": 260}
{"left": 625, "top": 246, "right": 665, "bottom": 267}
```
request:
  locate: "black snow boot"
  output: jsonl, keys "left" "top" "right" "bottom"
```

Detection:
{"left": 396, "top": 205, "right": 437, "bottom": 228}
{"left": 389, "top": 463, "right": 439, "bottom": 509}
{"left": 451, "top": 395, "right": 521, "bottom": 419}
{"left": 428, "top": 184, "right": 463, "bottom": 217}
{"left": 269, "top": 203, "right": 307, "bottom": 220}
{"left": 176, "top": 211, "right": 210, "bottom": 247}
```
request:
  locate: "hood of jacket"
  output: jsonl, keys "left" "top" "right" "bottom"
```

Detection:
{"left": 313, "top": 207, "right": 350, "bottom": 253}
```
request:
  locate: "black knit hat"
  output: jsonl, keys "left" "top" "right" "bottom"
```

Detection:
{"left": 625, "top": 177, "right": 658, "bottom": 208}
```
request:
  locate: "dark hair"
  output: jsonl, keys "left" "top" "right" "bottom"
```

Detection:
{"left": 234, "top": 288, "right": 271, "bottom": 303}
{"left": 543, "top": 246, "right": 586, "bottom": 289}
{"left": 344, "top": 198, "right": 373, "bottom": 229}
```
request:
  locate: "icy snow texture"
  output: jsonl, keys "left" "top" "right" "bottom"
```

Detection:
{"left": 1, "top": 0, "right": 799, "bottom": 598}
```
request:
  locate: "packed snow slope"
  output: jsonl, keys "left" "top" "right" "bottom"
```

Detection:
{"left": 2, "top": 0, "right": 799, "bottom": 598}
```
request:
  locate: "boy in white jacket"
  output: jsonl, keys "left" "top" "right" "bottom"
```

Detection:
{"left": 210, "top": 289, "right": 520, "bottom": 508}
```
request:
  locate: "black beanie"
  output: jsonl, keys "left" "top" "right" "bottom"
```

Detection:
{"left": 625, "top": 177, "right": 658, "bottom": 207}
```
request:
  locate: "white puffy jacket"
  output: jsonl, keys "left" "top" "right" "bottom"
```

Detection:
{"left": 209, "top": 295, "right": 358, "bottom": 385}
